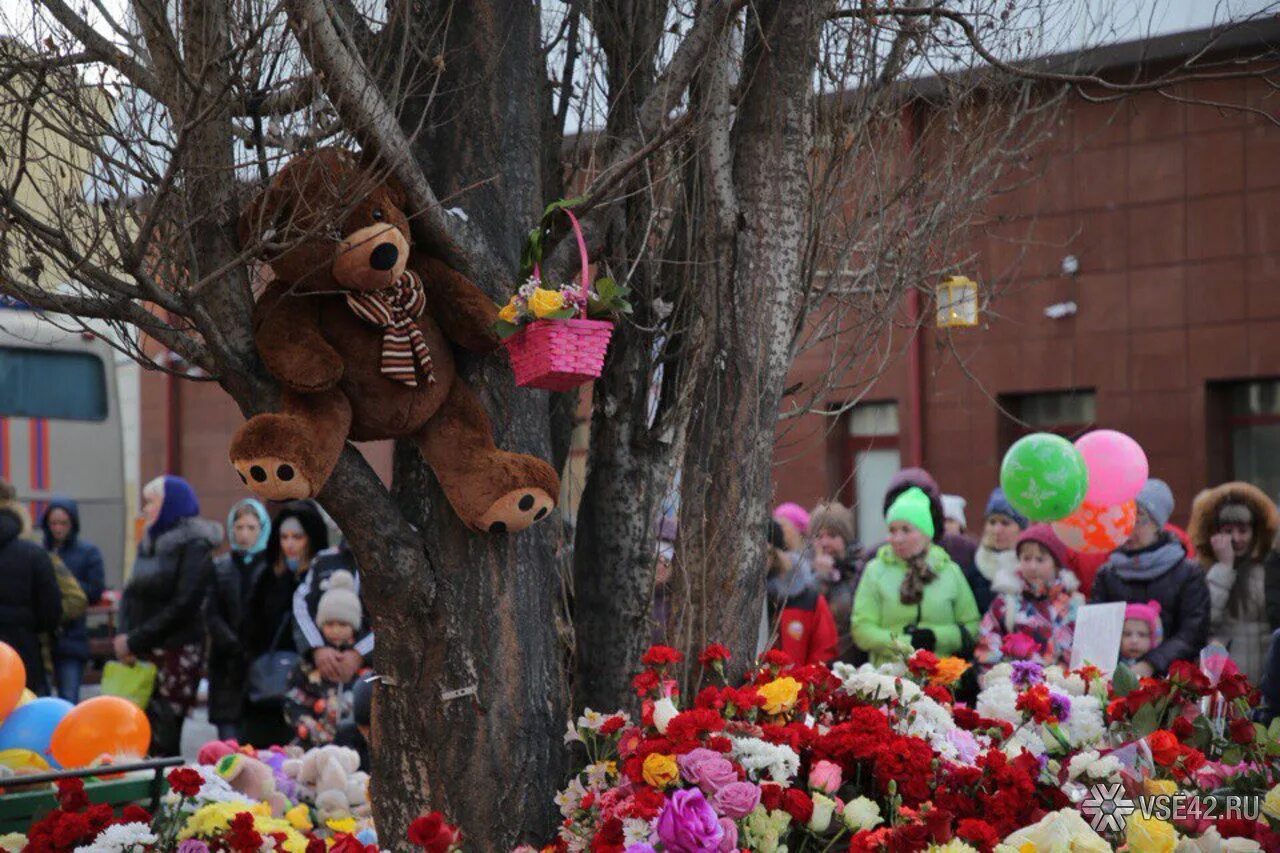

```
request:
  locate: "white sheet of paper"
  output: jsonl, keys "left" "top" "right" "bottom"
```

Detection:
{"left": 1069, "top": 602, "right": 1128, "bottom": 674}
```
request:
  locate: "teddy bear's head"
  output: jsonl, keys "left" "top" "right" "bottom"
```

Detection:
{"left": 239, "top": 147, "right": 411, "bottom": 292}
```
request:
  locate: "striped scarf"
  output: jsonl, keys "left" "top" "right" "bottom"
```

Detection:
{"left": 345, "top": 270, "right": 435, "bottom": 387}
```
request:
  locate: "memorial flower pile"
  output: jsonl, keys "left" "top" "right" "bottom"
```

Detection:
{"left": 541, "top": 645, "right": 1280, "bottom": 852}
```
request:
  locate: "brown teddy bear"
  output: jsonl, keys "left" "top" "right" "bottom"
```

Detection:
{"left": 230, "top": 148, "right": 558, "bottom": 533}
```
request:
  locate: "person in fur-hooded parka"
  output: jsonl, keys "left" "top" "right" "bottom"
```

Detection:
{"left": 1188, "top": 481, "right": 1280, "bottom": 684}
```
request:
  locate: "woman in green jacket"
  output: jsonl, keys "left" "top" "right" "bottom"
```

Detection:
{"left": 853, "top": 486, "right": 981, "bottom": 665}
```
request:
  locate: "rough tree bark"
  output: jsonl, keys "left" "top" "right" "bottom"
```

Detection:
{"left": 673, "top": 0, "right": 834, "bottom": 677}
{"left": 570, "top": 0, "right": 682, "bottom": 715}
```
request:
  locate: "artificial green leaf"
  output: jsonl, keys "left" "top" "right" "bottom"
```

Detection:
{"left": 1268, "top": 717, "right": 1280, "bottom": 743}
{"left": 1129, "top": 702, "right": 1159, "bottom": 739}
{"left": 1112, "top": 664, "right": 1138, "bottom": 698}
{"left": 1220, "top": 746, "right": 1243, "bottom": 766}
{"left": 594, "top": 276, "right": 618, "bottom": 300}
{"left": 1190, "top": 715, "right": 1214, "bottom": 751}
{"left": 493, "top": 319, "right": 520, "bottom": 340}
{"left": 544, "top": 307, "right": 578, "bottom": 320}
{"left": 543, "top": 196, "right": 585, "bottom": 218}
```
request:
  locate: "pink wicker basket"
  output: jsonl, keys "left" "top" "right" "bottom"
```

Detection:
{"left": 502, "top": 208, "right": 615, "bottom": 391}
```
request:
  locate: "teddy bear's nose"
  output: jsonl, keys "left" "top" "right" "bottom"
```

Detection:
{"left": 369, "top": 242, "right": 399, "bottom": 271}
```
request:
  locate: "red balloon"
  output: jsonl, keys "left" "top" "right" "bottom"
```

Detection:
{"left": 0, "top": 643, "right": 26, "bottom": 722}
{"left": 50, "top": 696, "right": 150, "bottom": 767}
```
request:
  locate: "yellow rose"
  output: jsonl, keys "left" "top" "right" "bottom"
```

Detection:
{"left": 528, "top": 287, "right": 567, "bottom": 318}
{"left": 1143, "top": 778, "right": 1178, "bottom": 798}
{"left": 759, "top": 676, "right": 802, "bottom": 716}
{"left": 1125, "top": 813, "right": 1177, "bottom": 853}
{"left": 642, "top": 752, "right": 679, "bottom": 788}
{"left": 1264, "top": 784, "right": 1280, "bottom": 820}
{"left": 929, "top": 657, "right": 971, "bottom": 686}
{"left": 498, "top": 300, "right": 520, "bottom": 323}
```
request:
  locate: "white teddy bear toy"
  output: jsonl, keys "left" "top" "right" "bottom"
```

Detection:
{"left": 282, "top": 744, "right": 371, "bottom": 822}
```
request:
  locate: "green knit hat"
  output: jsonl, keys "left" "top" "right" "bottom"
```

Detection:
{"left": 885, "top": 486, "right": 935, "bottom": 538}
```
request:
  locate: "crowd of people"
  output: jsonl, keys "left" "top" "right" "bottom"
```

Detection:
{"left": 761, "top": 467, "right": 1280, "bottom": 711}
{"left": 0, "top": 475, "right": 374, "bottom": 764}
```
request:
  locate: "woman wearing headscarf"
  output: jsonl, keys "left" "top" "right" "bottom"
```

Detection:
{"left": 115, "top": 475, "right": 222, "bottom": 755}
{"left": 852, "top": 487, "right": 981, "bottom": 666}
{"left": 240, "top": 500, "right": 330, "bottom": 747}
{"left": 205, "top": 498, "right": 271, "bottom": 741}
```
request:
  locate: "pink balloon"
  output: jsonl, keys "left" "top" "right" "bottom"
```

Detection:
{"left": 1075, "top": 430, "right": 1148, "bottom": 506}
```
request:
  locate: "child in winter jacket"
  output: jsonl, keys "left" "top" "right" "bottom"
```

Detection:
{"left": 974, "top": 524, "right": 1083, "bottom": 671}
{"left": 1121, "top": 600, "right": 1164, "bottom": 669}
{"left": 768, "top": 521, "right": 838, "bottom": 665}
{"left": 283, "top": 570, "right": 369, "bottom": 748}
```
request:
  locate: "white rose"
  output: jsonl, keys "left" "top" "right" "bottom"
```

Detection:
{"left": 841, "top": 796, "right": 883, "bottom": 832}
{"left": 808, "top": 793, "right": 836, "bottom": 833}
{"left": 653, "top": 697, "right": 679, "bottom": 734}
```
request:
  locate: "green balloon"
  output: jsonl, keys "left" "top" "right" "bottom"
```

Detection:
{"left": 1000, "top": 433, "right": 1089, "bottom": 522}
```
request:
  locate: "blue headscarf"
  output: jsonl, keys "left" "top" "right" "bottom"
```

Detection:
{"left": 226, "top": 498, "right": 271, "bottom": 555}
{"left": 149, "top": 475, "right": 200, "bottom": 537}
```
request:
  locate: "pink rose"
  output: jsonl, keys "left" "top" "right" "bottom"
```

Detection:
{"left": 710, "top": 782, "right": 761, "bottom": 820}
{"left": 717, "top": 818, "right": 738, "bottom": 852}
{"left": 1001, "top": 632, "right": 1040, "bottom": 660}
{"left": 678, "top": 748, "right": 738, "bottom": 794}
{"left": 808, "top": 760, "right": 842, "bottom": 795}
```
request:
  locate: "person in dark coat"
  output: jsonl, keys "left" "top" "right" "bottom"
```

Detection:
{"left": 241, "top": 500, "right": 330, "bottom": 748}
{"left": 0, "top": 483, "right": 62, "bottom": 695}
{"left": 41, "top": 498, "right": 105, "bottom": 702}
{"left": 1090, "top": 478, "right": 1211, "bottom": 677}
{"left": 115, "top": 475, "right": 221, "bottom": 755}
{"left": 205, "top": 498, "right": 271, "bottom": 741}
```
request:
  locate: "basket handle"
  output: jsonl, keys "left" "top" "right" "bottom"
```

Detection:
{"left": 532, "top": 206, "right": 592, "bottom": 319}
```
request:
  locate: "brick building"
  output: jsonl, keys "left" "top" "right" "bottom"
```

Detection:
{"left": 773, "top": 22, "right": 1280, "bottom": 545}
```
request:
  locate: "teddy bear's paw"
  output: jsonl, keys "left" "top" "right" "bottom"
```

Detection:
{"left": 233, "top": 455, "right": 315, "bottom": 501}
{"left": 476, "top": 487, "right": 555, "bottom": 534}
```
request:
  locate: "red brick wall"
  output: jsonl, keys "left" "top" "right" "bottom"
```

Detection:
{"left": 775, "top": 77, "right": 1280, "bottom": 532}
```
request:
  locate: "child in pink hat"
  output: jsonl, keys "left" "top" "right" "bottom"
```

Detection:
{"left": 1121, "top": 600, "right": 1164, "bottom": 668}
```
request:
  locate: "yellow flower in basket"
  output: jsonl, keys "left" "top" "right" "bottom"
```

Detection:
{"left": 497, "top": 299, "right": 520, "bottom": 324}
{"left": 529, "top": 287, "right": 567, "bottom": 318}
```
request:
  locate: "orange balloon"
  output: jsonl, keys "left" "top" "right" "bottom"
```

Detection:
{"left": 1052, "top": 500, "right": 1137, "bottom": 554}
{"left": 0, "top": 643, "right": 26, "bottom": 721}
{"left": 50, "top": 696, "right": 151, "bottom": 767}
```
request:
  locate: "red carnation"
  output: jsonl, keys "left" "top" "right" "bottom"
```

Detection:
{"left": 600, "top": 715, "right": 626, "bottom": 736}
{"left": 956, "top": 818, "right": 1000, "bottom": 853}
{"left": 698, "top": 644, "right": 731, "bottom": 667}
{"left": 1147, "top": 730, "right": 1181, "bottom": 767}
{"left": 120, "top": 804, "right": 151, "bottom": 825}
{"left": 923, "top": 684, "right": 953, "bottom": 706}
{"left": 590, "top": 816, "right": 625, "bottom": 853}
{"left": 226, "top": 812, "right": 263, "bottom": 853}
{"left": 782, "top": 788, "right": 813, "bottom": 824}
{"left": 640, "top": 645, "right": 683, "bottom": 666}
{"left": 761, "top": 649, "right": 793, "bottom": 668}
{"left": 1229, "top": 717, "right": 1256, "bottom": 745}
{"left": 306, "top": 840, "right": 327, "bottom": 853}
{"left": 56, "top": 778, "right": 88, "bottom": 812}
{"left": 907, "top": 650, "right": 939, "bottom": 677}
{"left": 759, "top": 782, "right": 784, "bottom": 811}
{"left": 632, "top": 670, "right": 661, "bottom": 697}
{"left": 168, "top": 767, "right": 204, "bottom": 798}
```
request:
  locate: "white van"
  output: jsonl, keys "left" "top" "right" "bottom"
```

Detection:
{"left": 0, "top": 305, "right": 126, "bottom": 586}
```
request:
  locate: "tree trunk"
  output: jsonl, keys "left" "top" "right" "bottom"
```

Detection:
{"left": 673, "top": 0, "right": 832, "bottom": 678}
{"left": 366, "top": 3, "right": 569, "bottom": 849}
{"left": 571, "top": 0, "right": 684, "bottom": 714}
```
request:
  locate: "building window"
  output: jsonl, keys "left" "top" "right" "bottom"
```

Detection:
{"left": 1209, "top": 380, "right": 1280, "bottom": 501}
{"left": 843, "top": 401, "right": 900, "bottom": 545}
{"left": 997, "top": 389, "right": 1097, "bottom": 453}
